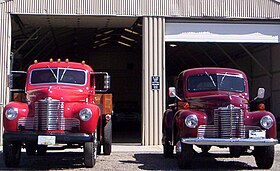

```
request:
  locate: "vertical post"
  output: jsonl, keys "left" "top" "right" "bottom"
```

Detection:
{"left": 142, "top": 17, "right": 165, "bottom": 145}
{"left": 0, "top": 3, "right": 12, "bottom": 145}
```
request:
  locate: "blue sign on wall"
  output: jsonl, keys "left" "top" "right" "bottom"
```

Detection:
{"left": 151, "top": 76, "right": 160, "bottom": 90}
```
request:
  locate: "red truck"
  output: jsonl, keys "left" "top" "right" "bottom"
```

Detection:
{"left": 162, "top": 67, "right": 278, "bottom": 169}
{"left": 3, "top": 59, "right": 112, "bottom": 168}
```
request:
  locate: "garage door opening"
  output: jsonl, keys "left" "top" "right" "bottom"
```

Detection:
{"left": 11, "top": 15, "right": 143, "bottom": 144}
{"left": 165, "top": 22, "right": 280, "bottom": 126}
{"left": 165, "top": 43, "right": 280, "bottom": 136}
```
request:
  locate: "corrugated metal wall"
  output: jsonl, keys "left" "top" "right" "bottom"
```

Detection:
{"left": 0, "top": 1, "right": 11, "bottom": 143}
{"left": 3, "top": 0, "right": 280, "bottom": 19}
{"left": 142, "top": 17, "right": 165, "bottom": 146}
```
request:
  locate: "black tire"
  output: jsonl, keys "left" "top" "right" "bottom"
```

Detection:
{"left": 163, "top": 128, "right": 173, "bottom": 158}
{"left": 3, "top": 140, "right": 21, "bottom": 167}
{"left": 176, "top": 142, "right": 194, "bottom": 169}
{"left": 97, "top": 140, "right": 101, "bottom": 155}
{"left": 103, "top": 120, "right": 112, "bottom": 155}
{"left": 229, "top": 146, "right": 242, "bottom": 157}
{"left": 37, "top": 145, "right": 47, "bottom": 155}
{"left": 201, "top": 146, "right": 211, "bottom": 154}
{"left": 254, "top": 146, "right": 275, "bottom": 169}
{"left": 25, "top": 142, "right": 36, "bottom": 156}
{"left": 84, "top": 131, "right": 97, "bottom": 168}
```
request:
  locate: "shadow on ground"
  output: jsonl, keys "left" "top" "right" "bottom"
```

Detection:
{"left": 120, "top": 152, "right": 257, "bottom": 170}
{"left": 0, "top": 151, "right": 84, "bottom": 170}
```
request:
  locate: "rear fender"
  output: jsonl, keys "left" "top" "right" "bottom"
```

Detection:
{"left": 162, "top": 109, "right": 175, "bottom": 142}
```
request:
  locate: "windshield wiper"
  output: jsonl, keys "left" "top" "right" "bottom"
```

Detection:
{"left": 60, "top": 66, "right": 70, "bottom": 81}
{"left": 219, "top": 72, "right": 228, "bottom": 87}
{"left": 205, "top": 71, "right": 216, "bottom": 88}
{"left": 47, "top": 65, "right": 58, "bottom": 81}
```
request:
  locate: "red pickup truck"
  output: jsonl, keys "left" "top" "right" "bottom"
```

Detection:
{"left": 162, "top": 67, "right": 278, "bottom": 169}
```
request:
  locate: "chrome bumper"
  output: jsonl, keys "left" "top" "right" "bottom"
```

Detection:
{"left": 181, "top": 138, "right": 278, "bottom": 146}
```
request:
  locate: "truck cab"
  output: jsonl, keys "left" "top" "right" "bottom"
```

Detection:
{"left": 162, "top": 67, "right": 278, "bottom": 169}
{"left": 3, "top": 59, "right": 112, "bottom": 168}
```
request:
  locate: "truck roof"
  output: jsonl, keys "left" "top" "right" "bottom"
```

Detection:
{"left": 27, "top": 61, "right": 93, "bottom": 72}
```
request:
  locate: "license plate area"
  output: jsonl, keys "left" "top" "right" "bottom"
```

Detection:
{"left": 249, "top": 130, "right": 266, "bottom": 139}
{"left": 38, "top": 135, "right": 56, "bottom": 145}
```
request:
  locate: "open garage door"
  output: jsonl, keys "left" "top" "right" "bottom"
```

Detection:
{"left": 165, "top": 21, "right": 280, "bottom": 135}
{"left": 11, "top": 15, "right": 143, "bottom": 144}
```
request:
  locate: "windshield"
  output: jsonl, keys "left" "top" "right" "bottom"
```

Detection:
{"left": 30, "top": 68, "right": 86, "bottom": 85}
{"left": 187, "top": 73, "right": 245, "bottom": 93}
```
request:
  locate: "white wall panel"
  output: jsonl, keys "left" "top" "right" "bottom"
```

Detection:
{"left": 1, "top": 0, "right": 280, "bottom": 19}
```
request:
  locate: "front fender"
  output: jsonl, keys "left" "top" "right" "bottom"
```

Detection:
{"left": 175, "top": 109, "right": 207, "bottom": 139}
{"left": 72, "top": 103, "right": 100, "bottom": 134}
{"left": 245, "top": 111, "right": 277, "bottom": 138}
{"left": 3, "top": 102, "right": 29, "bottom": 131}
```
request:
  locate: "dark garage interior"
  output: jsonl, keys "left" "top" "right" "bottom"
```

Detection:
{"left": 11, "top": 15, "right": 142, "bottom": 144}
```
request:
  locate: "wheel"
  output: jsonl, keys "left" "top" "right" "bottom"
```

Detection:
{"left": 176, "top": 141, "right": 194, "bottom": 169}
{"left": 163, "top": 128, "right": 173, "bottom": 158}
{"left": 229, "top": 146, "right": 242, "bottom": 157}
{"left": 37, "top": 145, "right": 47, "bottom": 155}
{"left": 254, "top": 146, "right": 274, "bottom": 169}
{"left": 25, "top": 142, "right": 36, "bottom": 156}
{"left": 103, "top": 120, "right": 112, "bottom": 155}
{"left": 3, "top": 140, "right": 21, "bottom": 167}
{"left": 84, "top": 131, "right": 97, "bottom": 168}
{"left": 201, "top": 146, "right": 211, "bottom": 154}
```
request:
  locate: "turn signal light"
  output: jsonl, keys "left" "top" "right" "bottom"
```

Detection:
{"left": 258, "top": 103, "right": 265, "bottom": 111}
{"left": 183, "top": 102, "right": 189, "bottom": 109}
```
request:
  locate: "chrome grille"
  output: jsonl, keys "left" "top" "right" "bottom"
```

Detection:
{"left": 216, "top": 105, "right": 245, "bottom": 138}
{"left": 35, "top": 98, "right": 64, "bottom": 130}
{"left": 17, "top": 98, "right": 80, "bottom": 131}
{"left": 198, "top": 105, "right": 245, "bottom": 138}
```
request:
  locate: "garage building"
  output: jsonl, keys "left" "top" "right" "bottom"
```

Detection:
{"left": 1, "top": 0, "right": 280, "bottom": 145}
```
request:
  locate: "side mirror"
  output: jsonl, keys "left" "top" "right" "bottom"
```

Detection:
{"left": 94, "top": 72, "right": 111, "bottom": 92}
{"left": 9, "top": 71, "right": 27, "bottom": 93}
{"left": 168, "top": 87, "right": 176, "bottom": 98}
{"left": 253, "top": 88, "right": 265, "bottom": 101}
{"left": 104, "top": 75, "right": 111, "bottom": 89}
{"left": 257, "top": 88, "right": 265, "bottom": 99}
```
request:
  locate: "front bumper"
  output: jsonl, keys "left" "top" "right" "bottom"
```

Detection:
{"left": 181, "top": 138, "right": 278, "bottom": 146}
{"left": 4, "top": 132, "right": 93, "bottom": 144}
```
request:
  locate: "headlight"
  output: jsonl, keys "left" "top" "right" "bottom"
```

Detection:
{"left": 5, "top": 107, "right": 18, "bottom": 120}
{"left": 185, "top": 114, "right": 198, "bottom": 128}
{"left": 260, "top": 115, "right": 273, "bottom": 129}
{"left": 79, "top": 108, "right": 92, "bottom": 121}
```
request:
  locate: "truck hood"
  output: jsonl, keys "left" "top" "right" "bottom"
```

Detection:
{"left": 26, "top": 86, "right": 89, "bottom": 102}
{"left": 188, "top": 94, "right": 248, "bottom": 109}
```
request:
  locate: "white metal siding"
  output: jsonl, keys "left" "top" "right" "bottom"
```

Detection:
{"left": 2, "top": 0, "right": 280, "bottom": 19}
{"left": 0, "top": 2, "right": 12, "bottom": 144}
{"left": 142, "top": 17, "right": 165, "bottom": 145}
